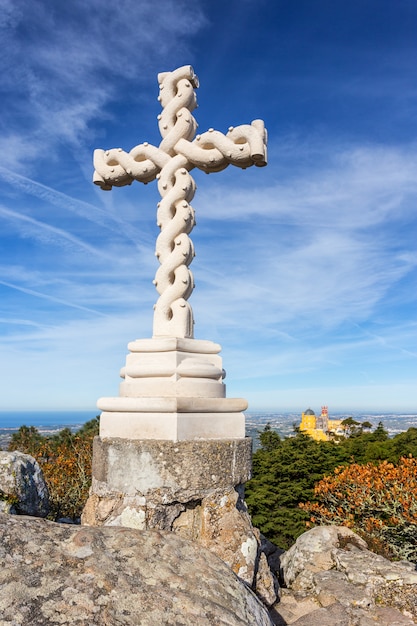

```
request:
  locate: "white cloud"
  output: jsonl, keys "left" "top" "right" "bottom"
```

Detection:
{"left": 185, "top": 140, "right": 417, "bottom": 341}
{"left": 197, "top": 142, "right": 417, "bottom": 227}
{"left": 0, "top": 0, "right": 206, "bottom": 167}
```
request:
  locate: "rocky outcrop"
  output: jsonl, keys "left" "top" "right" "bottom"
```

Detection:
{"left": 0, "top": 451, "right": 49, "bottom": 517}
{"left": 4, "top": 448, "right": 416, "bottom": 625}
{"left": 82, "top": 437, "right": 278, "bottom": 605}
{"left": 0, "top": 512, "right": 273, "bottom": 625}
{"left": 270, "top": 526, "right": 417, "bottom": 625}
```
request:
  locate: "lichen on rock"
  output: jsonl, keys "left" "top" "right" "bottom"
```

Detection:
{"left": 0, "top": 512, "right": 273, "bottom": 626}
{"left": 0, "top": 451, "right": 49, "bottom": 517}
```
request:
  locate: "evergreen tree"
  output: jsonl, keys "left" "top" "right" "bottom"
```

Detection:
{"left": 246, "top": 421, "right": 417, "bottom": 552}
{"left": 8, "top": 425, "right": 43, "bottom": 457}
{"left": 258, "top": 422, "right": 281, "bottom": 451}
{"left": 77, "top": 416, "right": 100, "bottom": 437}
{"left": 245, "top": 427, "right": 348, "bottom": 549}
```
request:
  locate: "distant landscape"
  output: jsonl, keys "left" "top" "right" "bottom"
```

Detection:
{"left": 4, "top": 409, "right": 417, "bottom": 562}
{"left": 1, "top": 410, "right": 416, "bottom": 451}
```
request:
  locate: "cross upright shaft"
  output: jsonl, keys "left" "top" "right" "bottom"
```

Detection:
{"left": 93, "top": 65, "right": 267, "bottom": 339}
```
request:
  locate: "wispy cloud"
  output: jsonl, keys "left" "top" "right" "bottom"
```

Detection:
{"left": 198, "top": 142, "right": 417, "bottom": 227}
{"left": 191, "top": 140, "right": 417, "bottom": 340}
{"left": 0, "top": 0, "right": 206, "bottom": 168}
{"left": 0, "top": 166, "right": 154, "bottom": 248}
{"left": 0, "top": 279, "right": 108, "bottom": 317}
{"left": 0, "top": 205, "right": 112, "bottom": 258}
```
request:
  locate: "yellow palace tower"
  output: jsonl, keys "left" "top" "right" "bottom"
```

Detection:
{"left": 300, "top": 406, "right": 345, "bottom": 441}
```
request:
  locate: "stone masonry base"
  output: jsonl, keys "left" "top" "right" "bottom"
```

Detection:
{"left": 82, "top": 437, "right": 278, "bottom": 605}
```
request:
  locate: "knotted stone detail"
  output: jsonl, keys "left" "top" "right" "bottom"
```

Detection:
{"left": 93, "top": 65, "right": 267, "bottom": 338}
{"left": 154, "top": 157, "right": 196, "bottom": 337}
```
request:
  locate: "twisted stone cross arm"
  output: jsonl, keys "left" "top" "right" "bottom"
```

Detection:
{"left": 93, "top": 65, "right": 267, "bottom": 339}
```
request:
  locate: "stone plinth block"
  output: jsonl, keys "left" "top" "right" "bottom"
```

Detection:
{"left": 98, "top": 398, "right": 246, "bottom": 440}
{"left": 99, "top": 412, "right": 246, "bottom": 440}
{"left": 86, "top": 436, "right": 252, "bottom": 501}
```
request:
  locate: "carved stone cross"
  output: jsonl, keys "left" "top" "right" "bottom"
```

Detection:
{"left": 93, "top": 65, "right": 267, "bottom": 339}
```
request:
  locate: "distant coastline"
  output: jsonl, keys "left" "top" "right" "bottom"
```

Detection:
{"left": 246, "top": 411, "right": 417, "bottom": 449}
{"left": 0, "top": 410, "right": 97, "bottom": 428}
{"left": 0, "top": 411, "right": 96, "bottom": 450}
{"left": 1, "top": 410, "right": 416, "bottom": 451}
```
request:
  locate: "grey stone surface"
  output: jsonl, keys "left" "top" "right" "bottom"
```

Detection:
{"left": 279, "top": 525, "right": 368, "bottom": 588}
{"left": 82, "top": 436, "right": 279, "bottom": 605}
{"left": 287, "top": 602, "right": 351, "bottom": 626}
{"left": 0, "top": 451, "right": 49, "bottom": 517}
{"left": 0, "top": 512, "right": 273, "bottom": 625}
{"left": 255, "top": 552, "right": 280, "bottom": 607}
{"left": 271, "top": 526, "right": 417, "bottom": 626}
{"left": 88, "top": 436, "right": 252, "bottom": 499}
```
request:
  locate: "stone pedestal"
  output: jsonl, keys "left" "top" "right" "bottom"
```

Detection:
{"left": 97, "top": 337, "right": 247, "bottom": 441}
{"left": 82, "top": 438, "right": 263, "bottom": 586}
{"left": 83, "top": 338, "right": 278, "bottom": 603}
{"left": 86, "top": 64, "right": 274, "bottom": 603}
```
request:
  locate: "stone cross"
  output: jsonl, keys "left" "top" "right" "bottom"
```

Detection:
{"left": 93, "top": 65, "right": 267, "bottom": 339}
{"left": 84, "top": 68, "right": 271, "bottom": 591}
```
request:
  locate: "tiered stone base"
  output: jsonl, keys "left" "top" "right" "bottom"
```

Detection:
{"left": 96, "top": 337, "right": 247, "bottom": 441}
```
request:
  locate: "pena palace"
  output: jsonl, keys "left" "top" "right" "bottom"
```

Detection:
{"left": 300, "top": 406, "right": 346, "bottom": 441}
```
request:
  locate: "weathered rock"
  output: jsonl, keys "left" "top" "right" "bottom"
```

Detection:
{"left": 255, "top": 551, "right": 280, "bottom": 607}
{"left": 277, "top": 600, "right": 351, "bottom": 626}
{"left": 0, "top": 512, "right": 273, "bottom": 625}
{"left": 271, "top": 526, "right": 417, "bottom": 625}
{"left": 279, "top": 525, "right": 368, "bottom": 588}
{"left": 82, "top": 436, "right": 278, "bottom": 605}
{"left": 0, "top": 451, "right": 49, "bottom": 517}
{"left": 196, "top": 486, "right": 259, "bottom": 581}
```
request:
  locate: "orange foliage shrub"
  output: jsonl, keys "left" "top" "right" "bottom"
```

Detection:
{"left": 301, "top": 457, "right": 417, "bottom": 562}
{"left": 8, "top": 419, "right": 98, "bottom": 521}
{"left": 36, "top": 435, "right": 94, "bottom": 520}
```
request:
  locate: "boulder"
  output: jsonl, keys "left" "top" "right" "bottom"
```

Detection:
{"left": 272, "top": 526, "right": 417, "bottom": 625}
{"left": 0, "top": 512, "right": 273, "bottom": 626}
{"left": 279, "top": 525, "right": 368, "bottom": 588}
{"left": 0, "top": 451, "right": 49, "bottom": 517}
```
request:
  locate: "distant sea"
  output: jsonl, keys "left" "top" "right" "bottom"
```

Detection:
{"left": 1, "top": 409, "right": 416, "bottom": 451}
{"left": 0, "top": 411, "right": 96, "bottom": 450}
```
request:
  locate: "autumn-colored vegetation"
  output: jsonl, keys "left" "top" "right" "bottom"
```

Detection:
{"left": 245, "top": 422, "right": 417, "bottom": 561}
{"left": 8, "top": 418, "right": 99, "bottom": 521}
{"left": 300, "top": 457, "right": 417, "bottom": 562}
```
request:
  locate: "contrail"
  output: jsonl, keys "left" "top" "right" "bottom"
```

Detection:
{"left": 0, "top": 279, "right": 108, "bottom": 317}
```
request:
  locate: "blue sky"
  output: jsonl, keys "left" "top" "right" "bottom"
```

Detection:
{"left": 0, "top": 0, "right": 416, "bottom": 413}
